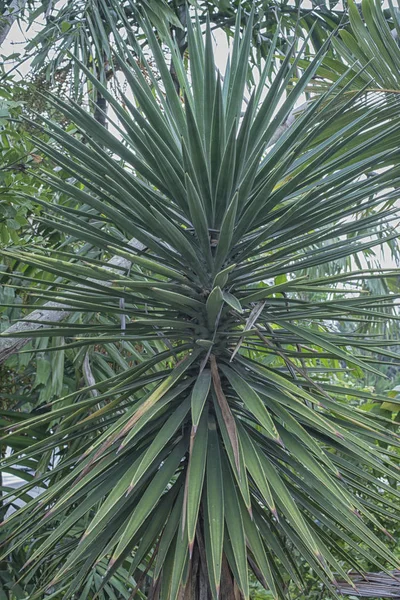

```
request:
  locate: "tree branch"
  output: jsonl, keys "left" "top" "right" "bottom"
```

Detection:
{"left": 0, "top": 238, "right": 145, "bottom": 364}
{"left": 0, "top": 0, "right": 27, "bottom": 47}
{"left": 267, "top": 101, "right": 308, "bottom": 147}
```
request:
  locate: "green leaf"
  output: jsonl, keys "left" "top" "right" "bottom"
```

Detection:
{"left": 212, "top": 264, "right": 236, "bottom": 289}
{"left": 186, "top": 408, "right": 208, "bottom": 553}
{"left": 220, "top": 364, "right": 282, "bottom": 444}
{"left": 185, "top": 173, "right": 212, "bottom": 266}
{"left": 213, "top": 192, "right": 238, "bottom": 273}
{"left": 168, "top": 519, "right": 190, "bottom": 600}
{"left": 238, "top": 425, "right": 277, "bottom": 519}
{"left": 191, "top": 369, "right": 212, "bottom": 430}
{"left": 222, "top": 456, "right": 249, "bottom": 599}
{"left": 205, "top": 416, "right": 224, "bottom": 599}
{"left": 111, "top": 439, "right": 187, "bottom": 565}
{"left": 128, "top": 398, "right": 190, "bottom": 491}
{"left": 206, "top": 286, "right": 224, "bottom": 330}
{"left": 223, "top": 291, "right": 243, "bottom": 313}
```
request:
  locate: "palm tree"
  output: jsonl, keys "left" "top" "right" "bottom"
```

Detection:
{"left": 1, "top": 4, "right": 400, "bottom": 599}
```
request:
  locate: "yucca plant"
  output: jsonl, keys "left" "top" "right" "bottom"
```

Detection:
{"left": 2, "top": 6, "right": 400, "bottom": 599}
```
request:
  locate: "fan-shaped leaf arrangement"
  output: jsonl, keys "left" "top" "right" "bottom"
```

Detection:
{"left": 2, "top": 8, "right": 400, "bottom": 600}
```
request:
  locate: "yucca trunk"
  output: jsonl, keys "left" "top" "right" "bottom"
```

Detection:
{"left": 147, "top": 551, "right": 244, "bottom": 600}
{"left": 175, "top": 557, "right": 241, "bottom": 600}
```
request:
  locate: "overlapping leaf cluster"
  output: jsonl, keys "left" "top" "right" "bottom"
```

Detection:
{"left": 309, "top": 0, "right": 400, "bottom": 96}
{"left": 1, "top": 5, "right": 400, "bottom": 599}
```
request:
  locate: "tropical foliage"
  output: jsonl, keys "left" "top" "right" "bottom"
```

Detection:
{"left": 1, "top": 1, "right": 400, "bottom": 600}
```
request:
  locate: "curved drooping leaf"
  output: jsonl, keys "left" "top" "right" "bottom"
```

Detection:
{"left": 308, "top": 0, "right": 400, "bottom": 99}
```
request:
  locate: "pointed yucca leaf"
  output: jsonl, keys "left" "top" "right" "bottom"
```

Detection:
{"left": 225, "top": 7, "right": 254, "bottom": 127}
{"left": 105, "top": 45, "right": 181, "bottom": 153}
{"left": 58, "top": 455, "right": 148, "bottom": 541}
{"left": 223, "top": 537, "right": 248, "bottom": 599}
{"left": 204, "top": 416, "right": 224, "bottom": 599}
{"left": 212, "top": 264, "right": 236, "bottom": 289}
{"left": 333, "top": 453, "right": 400, "bottom": 504}
{"left": 254, "top": 26, "right": 280, "bottom": 108}
{"left": 110, "top": 438, "right": 187, "bottom": 568}
{"left": 221, "top": 7, "right": 239, "bottom": 103}
{"left": 128, "top": 398, "right": 191, "bottom": 492}
{"left": 260, "top": 397, "right": 341, "bottom": 479}
{"left": 285, "top": 444, "right": 393, "bottom": 539}
{"left": 246, "top": 41, "right": 297, "bottom": 154}
{"left": 259, "top": 33, "right": 332, "bottom": 150}
{"left": 3, "top": 461, "right": 123, "bottom": 563}
{"left": 284, "top": 466, "right": 399, "bottom": 567}
{"left": 41, "top": 95, "right": 168, "bottom": 194}
{"left": 149, "top": 288, "right": 203, "bottom": 313}
{"left": 213, "top": 192, "right": 238, "bottom": 273}
{"left": 34, "top": 175, "right": 180, "bottom": 268}
{"left": 91, "top": 501, "right": 160, "bottom": 594}
{"left": 186, "top": 13, "right": 204, "bottom": 136}
{"left": 76, "top": 369, "right": 190, "bottom": 451}
{"left": 238, "top": 424, "right": 277, "bottom": 519}
{"left": 0, "top": 250, "right": 123, "bottom": 284}
{"left": 246, "top": 108, "right": 371, "bottom": 230}
{"left": 186, "top": 409, "right": 208, "bottom": 555}
{"left": 222, "top": 291, "right": 243, "bottom": 313}
{"left": 274, "top": 319, "right": 385, "bottom": 378}
{"left": 222, "top": 455, "right": 249, "bottom": 599}
{"left": 220, "top": 364, "right": 282, "bottom": 445}
{"left": 295, "top": 491, "right": 384, "bottom": 573}
{"left": 209, "top": 75, "right": 226, "bottom": 214}
{"left": 241, "top": 276, "right": 310, "bottom": 304}
{"left": 26, "top": 176, "right": 138, "bottom": 240}
{"left": 159, "top": 545, "right": 176, "bottom": 600}
{"left": 203, "top": 17, "right": 217, "bottom": 151}
{"left": 347, "top": 0, "right": 397, "bottom": 87}
{"left": 212, "top": 389, "right": 251, "bottom": 512}
{"left": 138, "top": 16, "right": 187, "bottom": 137}
{"left": 114, "top": 351, "right": 200, "bottom": 448}
{"left": 264, "top": 134, "right": 397, "bottom": 225}
{"left": 276, "top": 425, "right": 356, "bottom": 513}
{"left": 147, "top": 209, "right": 206, "bottom": 276}
{"left": 214, "top": 119, "right": 237, "bottom": 224}
{"left": 237, "top": 355, "right": 342, "bottom": 413}
{"left": 253, "top": 384, "right": 345, "bottom": 442}
{"left": 252, "top": 505, "right": 303, "bottom": 589}
{"left": 210, "top": 355, "right": 240, "bottom": 476}
{"left": 154, "top": 487, "right": 184, "bottom": 580}
{"left": 168, "top": 524, "right": 190, "bottom": 600}
{"left": 141, "top": 131, "right": 187, "bottom": 210}
{"left": 106, "top": 246, "right": 189, "bottom": 283}
{"left": 206, "top": 286, "right": 224, "bottom": 330}
{"left": 241, "top": 506, "right": 280, "bottom": 600}
{"left": 48, "top": 473, "right": 156, "bottom": 586}
{"left": 274, "top": 521, "right": 338, "bottom": 591}
{"left": 185, "top": 97, "right": 212, "bottom": 218}
{"left": 249, "top": 438, "right": 322, "bottom": 562}
{"left": 184, "top": 173, "right": 213, "bottom": 267}
{"left": 235, "top": 91, "right": 256, "bottom": 182}
{"left": 203, "top": 507, "right": 219, "bottom": 600}
{"left": 191, "top": 369, "right": 211, "bottom": 430}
